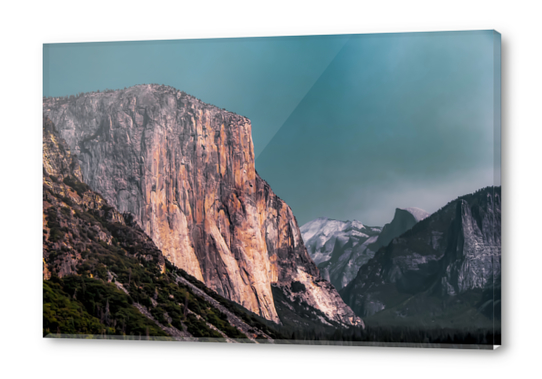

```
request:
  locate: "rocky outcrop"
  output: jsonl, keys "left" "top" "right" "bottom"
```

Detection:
{"left": 301, "top": 218, "right": 382, "bottom": 289}
{"left": 372, "top": 207, "right": 430, "bottom": 251}
{"left": 43, "top": 85, "right": 361, "bottom": 327}
{"left": 440, "top": 195, "right": 501, "bottom": 296}
{"left": 43, "top": 116, "right": 83, "bottom": 182}
{"left": 340, "top": 187, "right": 501, "bottom": 329}
{"left": 43, "top": 116, "right": 127, "bottom": 278}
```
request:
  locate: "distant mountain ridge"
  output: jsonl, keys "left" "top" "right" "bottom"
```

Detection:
{"left": 301, "top": 208, "right": 429, "bottom": 290}
{"left": 301, "top": 218, "right": 381, "bottom": 290}
{"left": 340, "top": 187, "right": 501, "bottom": 331}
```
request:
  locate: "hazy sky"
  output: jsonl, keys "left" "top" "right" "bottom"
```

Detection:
{"left": 44, "top": 31, "right": 501, "bottom": 226}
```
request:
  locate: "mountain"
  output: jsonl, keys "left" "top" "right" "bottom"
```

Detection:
{"left": 373, "top": 207, "right": 430, "bottom": 251}
{"left": 340, "top": 187, "right": 501, "bottom": 333}
{"left": 301, "top": 208, "right": 429, "bottom": 290}
{"left": 300, "top": 218, "right": 382, "bottom": 289}
{"left": 43, "top": 116, "right": 287, "bottom": 341}
{"left": 43, "top": 84, "right": 361, "bottom": 328}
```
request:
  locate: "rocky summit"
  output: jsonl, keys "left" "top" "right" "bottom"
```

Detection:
{"left": 43, "top": 84, "right": 361, "bottom": 327}
{"left": 373, "top": 207, "right": 430, "bottom": 251}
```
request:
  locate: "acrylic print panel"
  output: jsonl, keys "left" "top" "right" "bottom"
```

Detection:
{"left": 42, "top": 30, "right": 501, "bottom": 349}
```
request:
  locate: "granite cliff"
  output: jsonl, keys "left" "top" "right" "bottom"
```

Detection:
{"left": 43, "top": 85, "right": 361, "bottom": 327}
{"left": 43, "top": 116, "right": 292, "bottom": 341}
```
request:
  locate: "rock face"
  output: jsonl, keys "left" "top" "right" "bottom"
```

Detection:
{"left": 373, "top": 207, "right": 430, "bottom": 251}
{"left": 43, "top": 116, "right": 83, "bottom": 183}
{"left": 340, "top": 187, "right": 501, "bottom": 329}
{"left": 43, "top": 84, "right": 361, "bottom": 327}
{"left": 301, "top": 218, "right": 382, "bottom": 289}
{"left": 43, "top": 116, "right": 135, "bottom": 279}
{"left": 42, "top": 116, "right": 282, "bottom": 341}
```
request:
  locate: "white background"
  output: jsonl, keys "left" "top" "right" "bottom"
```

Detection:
{"left": 0, "top": 1, "right": 540, "bottom": 378}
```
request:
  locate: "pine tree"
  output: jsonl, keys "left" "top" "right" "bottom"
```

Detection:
{"left": 105, "top": 299, "right": 110, "bottom": 326}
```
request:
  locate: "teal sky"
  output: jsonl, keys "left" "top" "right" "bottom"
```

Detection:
{"left": 43, "top": 31, "right": 501, "bottom": 226}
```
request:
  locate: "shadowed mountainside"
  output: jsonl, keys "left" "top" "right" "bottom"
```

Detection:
{"left": 340, "top": 187, "right": 501, "bottom": 334}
